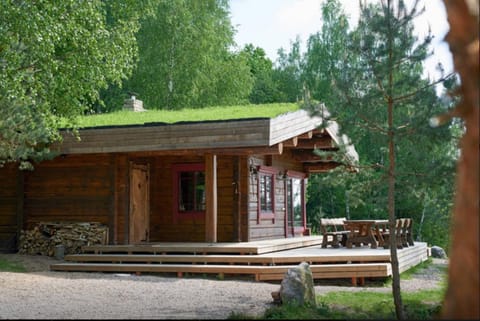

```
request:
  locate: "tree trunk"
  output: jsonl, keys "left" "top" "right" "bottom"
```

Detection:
{"left": 441, "top": 0, "right": 479, "bottom": 319}
{"left": 416, "top": 204, "right": 426, "bottom": 242}
{"left": 386, "top": 1, "right": 404, "bottom": 318}
{"left": 388, "top": 96, "right": 404, "bottom": 319}
{"left": 345, "top": 190, "right": 350, "bottom": 220}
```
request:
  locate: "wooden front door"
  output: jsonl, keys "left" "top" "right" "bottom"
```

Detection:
{"left": 129, "top": 163, "right": 150, "bottom": 244}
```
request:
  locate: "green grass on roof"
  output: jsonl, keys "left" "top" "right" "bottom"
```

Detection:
{"left": 76, "top": 103, "right": 300, "bottom": 128}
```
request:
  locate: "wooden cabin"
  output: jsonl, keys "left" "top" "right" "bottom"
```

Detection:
{"left": 0, "top": 109, "right": 358, "bottom": 252}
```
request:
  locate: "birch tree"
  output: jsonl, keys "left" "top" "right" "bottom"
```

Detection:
{"left": 0, "top": 0, "right": 156, "bottom": 168}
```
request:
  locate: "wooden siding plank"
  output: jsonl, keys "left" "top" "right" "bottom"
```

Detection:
{"left": 16, "top": 169, "right": 23, "bottom": 248}
{"left": 0, "top": 165, "right": 20, "bottom": 251}
{"left": 58, "top": 119, "right": 271, "bottom": 154}
{"left": 233, "top": 156, "right": 241, "bottom": 242}
{"left": 0, "top": 214, "right": 17, "bottom": 226}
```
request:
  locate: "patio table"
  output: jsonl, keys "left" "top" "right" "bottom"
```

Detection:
{"left": 343, "top": 220, "right": 388, "bottom": 249}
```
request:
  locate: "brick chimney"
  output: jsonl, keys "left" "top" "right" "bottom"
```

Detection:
{"left": 123, "top": 95, "right": 145, "bottom": 112}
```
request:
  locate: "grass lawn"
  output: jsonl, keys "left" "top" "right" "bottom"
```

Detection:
{"left": 230, "top": 258, "right": 447, "bottom": 320}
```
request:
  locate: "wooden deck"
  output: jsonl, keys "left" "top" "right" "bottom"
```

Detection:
{"left": 50, "top": 236, "right": 429, "bottom": 284}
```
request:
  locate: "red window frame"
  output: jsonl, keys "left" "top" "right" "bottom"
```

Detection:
{"left": 172, "top": 163, "right": 205, "bottom": 222}
{"left": 257, "top": 165, "right": 278, "bottom": 223}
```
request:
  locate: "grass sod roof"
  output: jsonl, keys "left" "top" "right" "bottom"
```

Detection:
{"left": 74, "top": 103, "right": 300, "bottom": 129}
{"left": 58, "top": 102, "right": 359, "bottom": 166}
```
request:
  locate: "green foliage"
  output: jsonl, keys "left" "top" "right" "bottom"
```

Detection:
{"left": 0, "top": 87, "right": 59, "bottom": 170}
{"left": 273, "top": 38, "right": 304, "bottom": 103}
{"left": 0, "top": 0, "right": 156, "bottom": 167}
{"left": 303, "top": 0, "right": 458, "bottom": 252}
{"left": 240, "top": 44, "right": 282, "bottom": 104}
{"left": 111, "top": 0, "right": 253, "bottom": 110}
{"left": 72, "top": 103, "right": 299, "bottom": 128}
{"left": 304, "top": 0, "right": 350, "bottom": 108}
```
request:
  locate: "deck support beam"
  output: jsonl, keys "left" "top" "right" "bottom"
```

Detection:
{"left": 205, "top": 154, "right": 217, "bottom": 242}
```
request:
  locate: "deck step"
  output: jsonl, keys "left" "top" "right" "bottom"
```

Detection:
{"left": 80, "top": 237, "right": 324, "bottom": 255}
{"left": 63, "top": 253, "right": 389, "bottom": 266}
{"left": 50, "top": 262, "right": 392, "bottom": 281}
{"left": 49, "top": 241, "right": 428, "bottom": 283}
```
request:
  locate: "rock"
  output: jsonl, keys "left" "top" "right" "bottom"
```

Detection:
{"left": 431, "top": 245, "right": 447, "bottom": 258}
{"left": 278, "top": 262, "right": 316, "bottom": 307}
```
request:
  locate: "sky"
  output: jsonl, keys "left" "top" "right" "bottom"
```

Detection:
{"left": 229, "top": 0, "right": 454, "bottom": 82}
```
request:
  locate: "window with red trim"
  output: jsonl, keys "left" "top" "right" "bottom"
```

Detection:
{"left": 172, "top": 163, "right": 205, "bottom": 220}
{"left": 257, "top": 166, "right": 277, "bottom": 222}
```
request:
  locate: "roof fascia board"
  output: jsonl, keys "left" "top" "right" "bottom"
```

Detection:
{"left": 269, "top": 109, "right": 323, "bottom": 145}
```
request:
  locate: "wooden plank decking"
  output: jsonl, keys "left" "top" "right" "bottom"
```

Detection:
{"left": 79, "top": 236, "right": 325, "bottom": 255}
{"left": 50, "top": 236, "right": 429, "bottom": 284}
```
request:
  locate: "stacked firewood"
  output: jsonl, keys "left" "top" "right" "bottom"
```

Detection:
{"left": 18, "top": 222, "right": 108, "bottom": 256}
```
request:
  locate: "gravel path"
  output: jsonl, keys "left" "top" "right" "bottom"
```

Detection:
{"left": 0, "top": 254, "right": 447, "bottom": 319}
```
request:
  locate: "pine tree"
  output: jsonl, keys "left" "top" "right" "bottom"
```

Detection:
{"left": 305, "top": 1, "right": 456, "bottom": 318}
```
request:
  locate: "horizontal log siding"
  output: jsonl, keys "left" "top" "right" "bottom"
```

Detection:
{"left": 1, "top": 147, "right": 309, "bottom": 248}
{"left": 235, "top": 156, "right": 249, "bottom": 242}
{"left": 216, "top": 156, "right": 234, "bottom": 241}
{"left": 247, "top": 154, "right": 307, "bottom": 241}
{"left": 114, "top": 154, "right": 129, "bottom": 244}
{"left": 149, "top": 155, "right": 236, "bottom": 242}
{"left": 23, "top": 154, "right": 113, "bottom": 230}
{"left": 148, "top": 156, "right": 175, "bottom": 241}
{"left": 59, "top": 119, "right": 270, "bottom": 154}
{"left": 0, "top": 164, "right": 19, "bottom": 252}
{"left": 247, "top": 156, "right": 285, "bottom": 241}
{"left": 149, "top": 156, "right": 206, "bottom": 242}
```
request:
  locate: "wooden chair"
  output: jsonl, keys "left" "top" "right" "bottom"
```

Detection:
{"left": 320, "top": 218, "right": 349, "bottom": 248}
{"left": 382, "top": 219, "right": 404, "bottom": 249}
{"left": 374, "top": 221, "right": 389, "bottom": 247}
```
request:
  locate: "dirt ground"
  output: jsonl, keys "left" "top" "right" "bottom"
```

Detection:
{"left": 0, "top": 253, "right": 447, "bottom": 319}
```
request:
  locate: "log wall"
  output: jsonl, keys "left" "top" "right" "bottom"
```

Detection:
{"left": 0, "top": 164, "right": 20, "bottom": 252}
{"left": 148, "top": 155, "right": 238, "bottom": 242}
{"left": 23, "top": 154, "right": 113, "bottom": 230}
{"left": 1, "top": 148, "right": 307, "bottom": 249}
{"left": 247, "top": 152, "right": 306, "bottom": 241}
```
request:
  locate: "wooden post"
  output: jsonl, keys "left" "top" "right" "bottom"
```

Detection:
{"left": 205, "top": 154, "right": 217, "bottom": 242}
